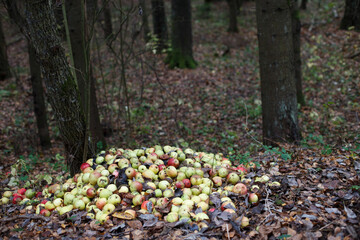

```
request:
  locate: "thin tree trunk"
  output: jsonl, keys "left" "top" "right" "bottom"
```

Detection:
{"left": 28, "top": 42, "right": 52, "bottom": 150}
{"left": 166, "top": 0, "right": 197, "bottom": 69}
{"left": 151, "top": 0, "right": 168, "bottom": 52}
{"left": 292, "top": 1, "right": 305, "bottom": 106}
{"left": 255, "top": 0, "right": 301, "bottom": 145}
{"left": 140, "top": 0, "right": 151, "bottom": 42}
{"left": 300, "top": 0, "right": 307, "bottom": 10}
{"left": 340, "top": 0, "right": 360, "bottom": 31}
{"left": 0, "top": 16, "right": 11, "bottom": 81}
{"left": 23, "top": 0, "right": 91, "bottom": 175}
{"left": 66, "top": 0, "right": 106, "bottom": 153}
{"left": 102, "top": 0, "right": 113, "bottom": 41}
{"left": 227, "top": 0, "right": 238, "bottom": 32}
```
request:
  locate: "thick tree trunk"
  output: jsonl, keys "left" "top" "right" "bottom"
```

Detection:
{"left": 0, "top": 16, "right": 11, "bottom": 81}
{"left": 340, "top": 0, "right": 360, "bottom": 31}
{"left": 24, "top": 0, "right": 91, "bottom": 175}
{"left": 101, "top": 0, "right": 113, "bottom": 41}
{"left": 151, "top": 0, "right": 168, "bottom": 52}
{"left": 255, "top": 0, "right": 301, "bottom": 145}
{"left": 166, "top": 0, "right": 197, "bottom": 69}
{"left": 292, "top": 1, "right": 305, "bottom": 106}
{"left": 227, "top": 0, "right": 238, "bottom": 32}
{"left": 66, "top": 0, "right": 106, "bottom": 153}
{"left": 28, "top": 42, "right": 52, "bottom": 150}
{"left": 140, "top": 0, "right": 151, "bottom": 42}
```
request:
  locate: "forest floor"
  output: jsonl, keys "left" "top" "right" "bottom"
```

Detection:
{"left": 0, "top": 0, "right": 359, "bottom": 239}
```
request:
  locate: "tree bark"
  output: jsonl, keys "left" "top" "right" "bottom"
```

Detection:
{"left": 227, "top": 0, "right": 238, "bottom": 32}
{"left": 255, "top": 0, "right": 301, "bottom": 145}
{"left": 28, "top": 42, "right": 52, "bottom": 150}
{"left": 101, "top": 0, "right": 113, "bottom": 41}
{"left": 166, "top": 0, "right": 197, "bottom": 69}
{"left": 66, "top": 0, "right": 106, "bottom": 153}
{"left": 340, "top": 0, "right": 360, "bottom": 31}
{"left": 23, "top": 0, "right": 91, "bottom": 175}
{"left": 151, "top": 0, "right": 168, "bottom": 52}
{"left": 300, "top": 0, "right": 307, "bottom": 10}
{"left": 291, "top": 0, "right": 305, "bottom": 106}
{"left": 140, "top": 0, "right": 151, "bottom": 42}
{"left": 0, "top": 16, "right": 12, "bottom": 81}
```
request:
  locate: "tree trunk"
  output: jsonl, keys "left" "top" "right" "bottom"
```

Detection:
{"left": 236, "top": 0, "right": 243, "bottom": 15}
{"left": 23, "top": 0, "right": 91, "bottom": 175}
{"left": 227, "top": 0, "right": 238, "bottom": 32}
{"left": 140, "top": 0, "right": 151, "bottom": 42}
{"left": 66, "top": 0, "right": 106, "bottom": 153}
{"left": 300, "top": 0, "right": 307, "bottom": 10}
{"left": 101, "top": 0, "right": 113, "bottom": 41}
{"left": 166, "top": 0, "right": 197, "bottom": 69}
{"left": 340, "top": 0, "right": 360, "bottom": 31}
{"left": 255, "top": 0, "right": 301, "bottom": 145}
{"left": 151, "top": 0, "right": 168, "bottom": 52}
{"left": 0, "top": 16, "right": 11, "bottom": 81}
{"left": 28, "top": 42, "right": 52, "bottom": 150}
{"left": 292, "top": 1, "right": 305, "bottom": 106}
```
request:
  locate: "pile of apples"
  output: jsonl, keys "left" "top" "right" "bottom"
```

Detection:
{"left": 0, "top": 145, "right": 270, "bottom": 227}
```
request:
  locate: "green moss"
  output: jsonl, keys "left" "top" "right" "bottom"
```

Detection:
{"left": 165, "top": 49, "right": 197, "bottom": 69}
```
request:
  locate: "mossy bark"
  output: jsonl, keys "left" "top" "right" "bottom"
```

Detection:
{"left": 28, "top": 42, "right": 52, "bottom": 150}
{"left": 166, "top": 0, "right": 197, "bottom": 69}
{"left": 0, "top": 16, "right": 11, "bottom": 81}
{"left": 24, "top": 0, "right": 91, "bottom": 175}
{"left": 255, "top": 0, "right": 302, "bottom": 145}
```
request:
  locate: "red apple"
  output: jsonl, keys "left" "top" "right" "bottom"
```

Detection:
{"left": 17, "top": 188, "right": 26, "bottom": 195}
{"left": 182, "top": 179, "right": 191, "bottom": 188}
{"left": 40, "top": 209, "right": 51, "bottom": 217}
{"left": 233, "top": 183, "right": 247, "bottom": 195}
{"left": 96, "top": 198, "right": 107, "bottom": 210}
{"left": 86, "top": 187, "right": 96, "bottom": 198}
{"left": 125, "top": 167, "right": 137, "bottom": 179}
{"left": 167, "top": 158, "right": 179, "bottom": 168}
{"left": 175, "top": 181, "right": 185, "bottom": 189}
{"left": 130, "top": 181, "right": 143, "bottom": 193}
{"left": 158, "top": 164, "right": 166, "bottom": 171}
{"left": 12, "top": 195, "right": 23, "bottom": 204}
{"left": 249, "top": 193, "right": 259, "bottom": 204}
{"left": 141, "top": 200, "right": 153, "bottom": 212}
{"left": 35, "top": 192, "right": 42, "bottom": 198}
{"left": 80, "top": 163, "right": 91, "bottom": 172}
{"left": 41, "top": 199, "right": 48, "bottom": 204}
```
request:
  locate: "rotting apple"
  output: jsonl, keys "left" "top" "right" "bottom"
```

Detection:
{"left": 130, "top": 181, "right": 143, "bottom": 193}
{"left": 132, "top": 194, "right": 145, "bottom": 206}
{"left": 233, "top": 183, "right": 247, "bottom": 195}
